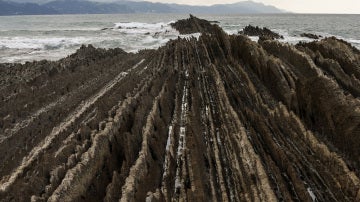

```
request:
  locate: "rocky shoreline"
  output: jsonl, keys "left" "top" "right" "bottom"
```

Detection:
{"left": 0, "top": 16, "right": 359, "bottom": 202}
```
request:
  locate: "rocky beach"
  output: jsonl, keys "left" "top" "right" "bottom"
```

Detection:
{"left": 0, "top": 15, "right": 359, "bottom": 201}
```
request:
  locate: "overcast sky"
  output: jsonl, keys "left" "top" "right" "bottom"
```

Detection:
{"left": 149, "top": 0, "right": 360, "bottom": 14}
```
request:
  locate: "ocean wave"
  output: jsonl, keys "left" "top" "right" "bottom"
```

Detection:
{"left": 0, "top": 21, "right": 182, "bottom": 63}
{"left": 1, "top": 19, "right": 358, "bottom": 63}
{"left": 348, "top": 39, "right": 360, "bottom": 49}
{"left": 0, "top": 37, "right": 90, "bottom": 50}
{"left": 0, "top": 45, "right": 9, "bottom": 50}
{"left": 0, "top": 36, "right": 93, "bottom": 63}
{"left": 113, "top": 21, "right": 177, "bottom": 36}
{"left": 114, "top": 21, "right": 173, "bottom": 29}
{"left": 224, "top": 25, "right": 360, "bottom": 49}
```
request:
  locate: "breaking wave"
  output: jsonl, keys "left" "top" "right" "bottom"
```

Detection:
{"left": 0, "top": 14, "right": 359, "bottom": 63}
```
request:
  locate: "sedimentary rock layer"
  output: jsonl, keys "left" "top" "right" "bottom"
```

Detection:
{"left": 238, "top": 25, "right": 284, "bottom": 39}
{"left": 0, "top": 16, "right": 359, "bottom": 202}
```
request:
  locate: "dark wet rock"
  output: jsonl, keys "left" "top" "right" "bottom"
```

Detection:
{"left": 153, "top": 32, "right": 161, "bottom": 37}
{"left": 297, "top": 37, "right": 360, "bottom": 80}
{"left": 258, "top": 35, "right": 275, "bottom": 41}
{"left": 300, "top": 33, "right": 322, "bottom": 39}
{"left": 296, "top": 39, "right": 360, "bottom": 98}
{"left": 0, "top": 16, "right": 359, "bottom": 202}
{"left": 239, "top": 25, "right": 284, "bottom": 39}
{"left": 170, "top": 14, "right": 222, "bottom": 34}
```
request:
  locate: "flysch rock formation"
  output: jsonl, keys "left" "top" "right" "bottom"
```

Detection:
{"left": 238, "top": 25, "right": 284, "bottom": 40}
{"left": 0, "top": 15, "right": 360, "bottom": 202}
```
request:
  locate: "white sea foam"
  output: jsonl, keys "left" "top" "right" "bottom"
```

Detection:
{"left": 0, "top": 36, "right": 95, "bottom": 63}
{"left": 0, "top": 20, "right": 204, "bottom": 63}
{"left": 334, "top": 37, "right": 360, "bottom": 49}
{"left": 110, "top": 21, "right": 201, "bottom": 53}
{"left": 224, "top": 29, "right": 239, "bottom": 35}
{"left": 0, "top": 15, "right": 359, "bottom": 63}
{"left": 248, "top": 36, "right": 259, "bottom": 42}
{"left": 179, "top": 33, "right": 201, "bottom": 41}
{"left": 0, "top": 37, "right": 89, "bottom": 50}
{"left": 114, "top": 22, "right": 172, "bottom": 30}
{"left": 114, "top": 21, "right": 176, "bottom": 35}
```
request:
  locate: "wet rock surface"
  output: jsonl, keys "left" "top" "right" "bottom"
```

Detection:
{"left": 170, "top": 14, "right": 221, "bottom": 34}
{"left": 300, "top": 33, "right": 322, "bottom": 39}
{"left": 239, "top": 25, "right": 284, "bottom": 39}
{"left": 0, "top": 16, "right": 360, "bottom": 202}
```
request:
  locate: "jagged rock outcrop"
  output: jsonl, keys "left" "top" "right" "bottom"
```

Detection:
{"left": 300, "top": 33, "right": 321, "bottom": 39}
{"left": 239, "top": 25, "right": 284, "bottom": 39}
{"left": 170, "top": 14, "right": 221, "bottom": 34}
{"left": 0, "top": 16, "right": 359, "bottom": 202}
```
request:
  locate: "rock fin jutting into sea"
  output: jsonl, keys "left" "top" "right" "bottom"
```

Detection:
{"left": 0, "top": 15, "right": 359, "bottom": 202}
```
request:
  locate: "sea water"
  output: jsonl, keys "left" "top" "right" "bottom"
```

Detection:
{"left": 0, "top": 13, "right": 359, "bottom": 63}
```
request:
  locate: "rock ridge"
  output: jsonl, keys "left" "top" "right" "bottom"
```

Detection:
{"left": 0, "top": 15, "right": 359, "bottom": 202}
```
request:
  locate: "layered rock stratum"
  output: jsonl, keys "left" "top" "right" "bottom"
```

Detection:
{"left": 238, "top": 25, "right": 284, "bottom": 40}
{"left": 0, "top": 16, "right": 359, "bottom": 202}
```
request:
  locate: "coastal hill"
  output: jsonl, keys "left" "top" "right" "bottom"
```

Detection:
{"left": 0, "top": 0, "right": 284, "bottom": 15}
{"left": 0, "top": 16, "right": 359, "bottom": 201}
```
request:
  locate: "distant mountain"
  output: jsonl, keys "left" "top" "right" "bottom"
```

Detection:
{"left": 169, "top": 1, "right": 284, "bottom": 14}
{"left": 231, "top": 1, "right": 285, "bottom": 13}
{"left": 0, "top": 0, "right": 285, "bottom": 16}
{"left": 44, "top": 0, "right": 133, "bottom": 14}
{"left": 122, "top": 1, "right": 177, "bottom": 13}
{"left": 0, "top": 0, "right": 58, "bottom": 15}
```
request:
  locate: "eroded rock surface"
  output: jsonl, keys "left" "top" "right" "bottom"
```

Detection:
{"left": 170, "top": 14, "right": 221, "bottom": 34}
{"left": 300, "top": 33, "right": 322, "bottom": 39}
{"left": 0, "top": 16, "right": 359, "bottom": 202}
{"left": 239, "top": 25, "right": 284, "bottom": 39}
